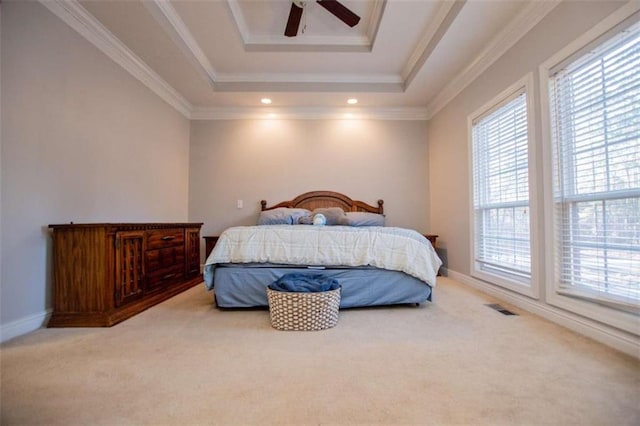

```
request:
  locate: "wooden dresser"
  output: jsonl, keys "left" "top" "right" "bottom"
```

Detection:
{"left": 48, "top": 223, "right": 203, "bottom": 327}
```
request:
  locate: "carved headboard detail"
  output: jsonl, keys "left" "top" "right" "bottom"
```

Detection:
{"left": 261, "top": 191, "right": 383, "bottom": 214}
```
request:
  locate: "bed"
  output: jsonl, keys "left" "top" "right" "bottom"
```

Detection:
{"left": 203, "top": 191, "right": 441, "bottom": 308}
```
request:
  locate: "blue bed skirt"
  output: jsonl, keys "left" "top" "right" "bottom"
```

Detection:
{"left": 209, "top": 264, "right": 432, "bottom": 308}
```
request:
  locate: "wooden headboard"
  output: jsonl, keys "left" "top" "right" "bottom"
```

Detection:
{"left": 261, "top": 191, "right": 384, "bottom": 214}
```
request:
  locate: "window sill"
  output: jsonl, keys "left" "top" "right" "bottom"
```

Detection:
{"left": 546, "top": 285, "right": 639, "bottom": 335}
{"left": 472, "top": 267, "right": 539, "bottom": 299}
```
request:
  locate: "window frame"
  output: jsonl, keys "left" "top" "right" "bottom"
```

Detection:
{"left": 468, "top": 73, "right": 540, "bottom": 299}
{"left": 539, "top": 4, "right": 640, "bottom": 334}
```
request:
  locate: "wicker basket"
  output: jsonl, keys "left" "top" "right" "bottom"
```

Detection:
{"left": 266, "top": 286, "right": 341, "bottom": 331}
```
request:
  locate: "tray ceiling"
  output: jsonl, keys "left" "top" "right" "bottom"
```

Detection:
{"left": 45, "top": 0, "right": 561, "bottom": 119}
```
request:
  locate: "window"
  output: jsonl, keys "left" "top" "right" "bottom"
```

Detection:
{"left": 470, "top": 75, "right": 536, "bottom": 295}
{"left": 548, "top": 20, "right": 639, "bottom": 311}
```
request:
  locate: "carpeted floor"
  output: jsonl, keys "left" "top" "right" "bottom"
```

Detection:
{"left": 1, "top": 277, "right": 638, "bottom": 425}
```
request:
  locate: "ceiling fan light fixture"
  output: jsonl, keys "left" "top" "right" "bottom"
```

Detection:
{"left": 347, "top": 98, "right": 358, "bottom": 104}
{"left": 261, "top": 98, "right": 272, "bottom": 104}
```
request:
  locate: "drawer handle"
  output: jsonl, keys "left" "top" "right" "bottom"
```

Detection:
{"left": 161, "top": 236, "right": 176, "bottom": 241}
{"left": 161, "top": 273, "right": 176, "bottom": 280}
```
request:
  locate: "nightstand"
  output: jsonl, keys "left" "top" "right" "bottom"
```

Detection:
{"left": 203, "top": 236, "right": 220, "bottom": 258}
{"left": 423, "top": 234, "right": 441, "bottom": 276}
{"left": 423, "top": 234, "right": 438, "bottom": 248}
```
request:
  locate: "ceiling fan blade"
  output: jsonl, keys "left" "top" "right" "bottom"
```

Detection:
{"left": 284, "top": 2, "right": 304, "bottom": 37}
{"left": 316, "top": 0, "right": 360, "bottom": 27}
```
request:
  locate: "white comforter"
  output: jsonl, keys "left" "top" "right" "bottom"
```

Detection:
{"left": 204, "top": 225, "right": 442, "bottom": 290}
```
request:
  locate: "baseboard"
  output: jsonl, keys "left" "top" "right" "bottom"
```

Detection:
{"left": 0, "top": 309, "right": 51, "bottom": 343}
{"left": 444, "top": 269, "right": 640, "bottom": 358}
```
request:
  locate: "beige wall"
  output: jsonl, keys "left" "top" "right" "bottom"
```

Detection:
{"left": 3, "top": 0, "right": 626, "bottom": 342}
{"left": 427, "top": 0, "right": 626, "bottom": 275}
{"left": 0, "top": 1, "right": 431, "bottom": 335}
{"left": 189, "top": 119, "right": 430, "bottom": 243}
{"left": 0, "top": 1, "right": 190, "bottom": 328}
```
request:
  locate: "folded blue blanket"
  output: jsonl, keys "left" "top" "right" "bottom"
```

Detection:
{"left": 268, "top": 273, "right": 340, "bottom": 293}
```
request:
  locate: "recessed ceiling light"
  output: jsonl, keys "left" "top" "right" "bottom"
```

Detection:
{"left": 261, "top": 98, "right": 272, "bottom": 105}
{"left": 347, "top": 98, "right": 358, "bottom": 105}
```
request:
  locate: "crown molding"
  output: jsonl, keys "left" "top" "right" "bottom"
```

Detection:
{"left": 365, "top": 0, "right": 386, "bottom": 47}
{"left": 143, "top": 0, "right": 217, "bottom": 87}
{"left": 191, "top": 106, "right": 429, "bottom": 121}
{"left": 227, "top": 0, "right": 386, "bottom": 53}
{"left": 242, "top": 35, "right": 372, "bottom": 52}
{"left": 149, "top": 0, "right": 459, "bottom": 93}
{"left": 38, "top": 0, "right": 426, "bottom": 120}
{"left": 39, "top": 0, "right": 192, "bottom": 118}
{"left": 222, "top": 0, "right": 461, "bottom": 90}
{"left": 210, "top": 71, "right": 404, "bottom": 93}
{"left": 425, "top": 0, "right": 561, "bottom": 119}
{"left": 215, "top": 72, "right": 402, "bottom": 84}
{"left": 41, "top": 0, "right": 562, "bottom": 122}
{"left": 402, "top": 0, "right": 465, "bottom": 87}
{"left": 40, "top": 0, "right": 192, "bottom": 117}
{"left": 226, "top": 0, "right": 251, "bottom": 44}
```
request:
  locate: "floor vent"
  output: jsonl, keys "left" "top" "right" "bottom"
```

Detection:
{"left": 486, "top": 303, "right": 518, "bottom": 316}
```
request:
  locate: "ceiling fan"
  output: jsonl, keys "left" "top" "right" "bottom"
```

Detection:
{"left": 285, "top": 0, "right": 361, "bottom": 37}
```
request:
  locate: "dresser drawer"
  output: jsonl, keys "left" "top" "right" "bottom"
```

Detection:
{"left": 146, "top": 246, "right": 185, "bottom": 272}
{"left": 146, "top": 228, "right": 184, "bottom": 250}
{"left": 146, "top": 264, "right": 185, "bottom": 291}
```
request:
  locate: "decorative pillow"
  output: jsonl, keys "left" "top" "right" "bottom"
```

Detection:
{"left": 313, "top": 213, "right": 327, "bottom": 226}
{"left": 288, "top": 208, "right": 313, "bottom": 224}
{"left": 341, "top": 212, "right": 386, "bottom": 227}
{"left": 311, "top": 207, "right": 347, "bottom": 226}
{"left": 297, "top": 214, "right": 314, "bottom": 225}
{"left": 257, "top": 208, "right": 311, "bottom": 225}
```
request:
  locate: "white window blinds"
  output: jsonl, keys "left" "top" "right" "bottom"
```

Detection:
{"left": 549, "top": 22, "right": 640, "bottom": 307}
{"left": 472, "top": 89, "right": 531, "bottom": 284}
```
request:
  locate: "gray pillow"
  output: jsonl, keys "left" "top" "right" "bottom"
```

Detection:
{"left": 312, "top": 207, "right": 347, "bottom": 226}
{"left": 297, "top": 214, "right": 314, "bottom": 225}
{"left": 341, "top": 212, "right": 386, "bottom": 227}
{"left": 257, "top": 208, "right": 311, "bottom": 225}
